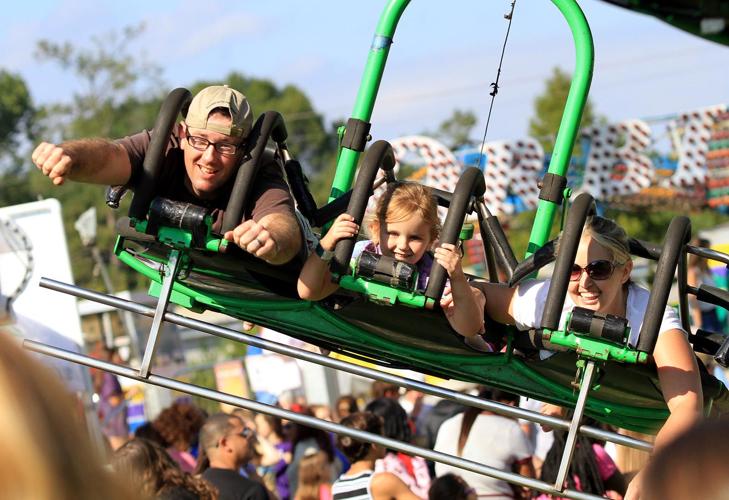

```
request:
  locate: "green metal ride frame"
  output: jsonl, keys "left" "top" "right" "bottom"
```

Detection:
{"left": 328, "top": 0, "right": 594, "bottom": 260}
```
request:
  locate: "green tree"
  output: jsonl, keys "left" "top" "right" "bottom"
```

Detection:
{"left": 429, "top": 109, "right": 478, "bottom": 150}
{"left": 529, "top": 67, "right": 600, "bottom": 153}
{"left": 0, "top": 70, "right": 36, "bottom": 203}
{"left": 26, "top": 25, "right": 165, "bottom": 293}
{"left": 34, "top": 24, "right": 164, "bottom": 140}
{"left": 0, "top": 70, "right": 35, "bottom": 154}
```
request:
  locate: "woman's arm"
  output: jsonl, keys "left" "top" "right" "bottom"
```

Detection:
{"left": 297, "top": 214, "right": 358, "bottom": 300}
{"left": 651, "top": 328, "right": 703, "bottom": 449}
{"left": 625, "top": 328, "right": 703, "bottom": 499}
{"left": 471, "top": 281, "right": 518, "bottom": 325}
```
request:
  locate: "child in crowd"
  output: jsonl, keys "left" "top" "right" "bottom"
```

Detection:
{"left": 537, "top": 421, "right": 626, "bottom": 499}
{"left": 295, "top": 450, "right": 334, "bottom": 500}
{"left": 428, "top": 474, "right": 477, "bottom": 500}
{"left": 332, "top": 412, "right": 421, "bottom": 500}
{"left": 297, "top": 181, "right": 487, "bottom": 346}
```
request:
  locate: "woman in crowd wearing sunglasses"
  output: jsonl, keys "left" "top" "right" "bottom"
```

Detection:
{"left": 476, "top": 215, "right": 702, "bottom": 500}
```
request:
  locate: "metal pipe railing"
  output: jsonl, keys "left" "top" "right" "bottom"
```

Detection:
{"left": 25, "top": 339, "right": 607, "bottom": 500}
{"left": 38, "top": 277, "right": 652, "bottom": 452}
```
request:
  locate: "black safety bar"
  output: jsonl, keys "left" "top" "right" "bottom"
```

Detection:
{"left": 331, "top": 140, "right": 396, "bottom": 276}
{"left": 476, "top": 202, "right": 518, "bottom": 282}
{"left": 129, "top": 88, "right": 192, "bottom": 222}
{"left": 636, "top": 216, "right": 691, "bottom": 353}
{"left": 222, "top": 111, "right": 288, "bottom": 234}
{"left": 425, "top": 167, "right": 485, "bottom": 301}
{"left": 541, "top": 192, "right": 596, "bottom": 330}
{"left": 508, "top": 240, "right": 556, "bottom": 288}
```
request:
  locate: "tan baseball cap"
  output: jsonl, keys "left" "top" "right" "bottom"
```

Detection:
{"left": 185, "top": 85, "right": 253, "bottom": 138}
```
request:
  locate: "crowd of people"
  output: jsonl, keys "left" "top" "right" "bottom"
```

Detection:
{"left": 5, "top": 326, "right": 729, "bottom": 500}
{"left": 26, "top": 82, "right": 729, "bottom": 499}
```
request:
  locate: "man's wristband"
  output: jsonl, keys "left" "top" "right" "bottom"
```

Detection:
{"left": 315, "top": 242, "right": 335, "bottom": 263}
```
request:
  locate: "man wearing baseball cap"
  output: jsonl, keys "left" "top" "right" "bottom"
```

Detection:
{"left": 32, "top": 85, "right": 301, "bottom": 265}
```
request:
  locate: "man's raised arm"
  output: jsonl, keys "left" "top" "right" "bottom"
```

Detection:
{"left": 32, "top": 139, "right": 132, "bottom": 187}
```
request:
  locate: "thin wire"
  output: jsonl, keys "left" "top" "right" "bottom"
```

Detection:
{"left": 478, "top": 1, "right": 517, "bottom": 168}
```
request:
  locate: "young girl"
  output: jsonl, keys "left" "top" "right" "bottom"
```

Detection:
{"left": 332, "top": 412, "right": 421, "bottom": 500}
{"left": 296, "top": 450, "right": 334, "bottom": 500}
{"left": 297, "top": 181, "right": 486, "bottom": 342}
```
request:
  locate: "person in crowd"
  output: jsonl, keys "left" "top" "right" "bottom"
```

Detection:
{"left": 254, "top": 412, "right": 292, "bottom": 499}
{"left": 0, "top": 329, "right": 132, "bottom": 499}
{"left": 419, "top": 396, "right": 466, "bottom": 478}
{"left": 297, "top": 181, "right": 487, "bottom": 346}
{"left": 642, "top": 417, "right": 729, "bottom": 500}
{"left": 536, "top": 417, "right": 626, "bottom": 499}
{"left": 365, "top": 398, "right": 430, "bottom": 498}
{"left": 427, "top": 474, "right": 476, "bottom": 500}
{"left": 112, "top": 438, "right": 218, "bottom": 500}
{"left": 195, "top": 413, "right": 269, "bottom": 500}
{"left": 153, "top": 400, "right": 207, "bottom": 473}
{"left": 333, "top": 412, "right": 422, "bottom": 500}
{"left": 476, "top": 215, "right": 704, "bottom": 499}
{"left": 31, "top": 84, "right": 302, "bottom": 265}
{"left": 310, "top": 404, "right": 333, "bottom": 422}
{"left": 335, "top": 395, "right": 360, "bottom": 423}
{"left": 518, "top": 396, "right": 554, "bottom": 478}
{"left": 371, "top": 381, "right": 401, "bottom": 401}
{"left": 434, "top": 387, "right": 533, "bottom": 499}
{"left": 295, "top": 450, "right": 333, "bottom": 500}
{"left": 90, "top": 343, "right": 129, "bottom": 451}
{"left": 687, "top": 237, "right": 724, "bottom": 333}
{"left": 287, "top": 408, "right": 345, "bottom": 498}
{"left": 135, "top": 420, "right": 168, "bottom": 446}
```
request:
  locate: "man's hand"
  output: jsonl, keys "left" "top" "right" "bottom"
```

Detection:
{"left": 32, "top": 142, "right": 74, "bottom": 186}
{"left": 225, "top": 220, "right": 278, "bottom": 260}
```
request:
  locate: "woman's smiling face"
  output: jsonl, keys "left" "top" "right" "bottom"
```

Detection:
{"left": 567, "top": 234, "right": 633, "bottom": 315}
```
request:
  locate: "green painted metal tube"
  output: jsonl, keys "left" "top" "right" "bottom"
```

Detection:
{"left": 526, "top": 0, "right": 594, "bottom": 256}
{"left": 328, "top": 0, "right": 411, "bottom": 201}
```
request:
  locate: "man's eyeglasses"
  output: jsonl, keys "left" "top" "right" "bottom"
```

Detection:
{"left": 185, "top": 134, "right": 239, "bottom": 156}
{"left": 570, "top": 259, "right": 615, "bottom": 281}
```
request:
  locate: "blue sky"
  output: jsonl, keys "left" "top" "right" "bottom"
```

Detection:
{"left": 2, "top": 0, "right": 727, "bottom": 145}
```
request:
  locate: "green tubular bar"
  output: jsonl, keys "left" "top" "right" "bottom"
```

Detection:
{"left": 525, "top": 0, "right": 594, "bottom": 256}
{"left": 328, "top": 0, "right": 410, "bottom": 201}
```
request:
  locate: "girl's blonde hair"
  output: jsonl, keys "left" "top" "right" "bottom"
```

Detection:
{"left": 583, "top": 216, "right": 631, "bottom": 266}
{"left": 295, "top": 450, "right": 332, "bottom": 500}
{"left": 367, "top": 182, "right": 441, "bottom": 242}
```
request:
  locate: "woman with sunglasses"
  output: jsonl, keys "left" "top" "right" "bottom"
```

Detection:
{"left": 477, "top": 215, "right": 703, "bottom": 500}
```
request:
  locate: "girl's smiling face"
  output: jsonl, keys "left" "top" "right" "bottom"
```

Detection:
{"left": 374, "top": 215, "right": 433, "bottom": 265}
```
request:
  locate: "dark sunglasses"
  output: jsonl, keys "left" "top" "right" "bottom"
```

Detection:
{"left": 570, "top": 259, "right": 615, "bottom": 281}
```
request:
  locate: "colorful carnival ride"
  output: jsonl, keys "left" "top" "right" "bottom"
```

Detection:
{"left": 23, "top": 0, "right": 729, "bottom": 497}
